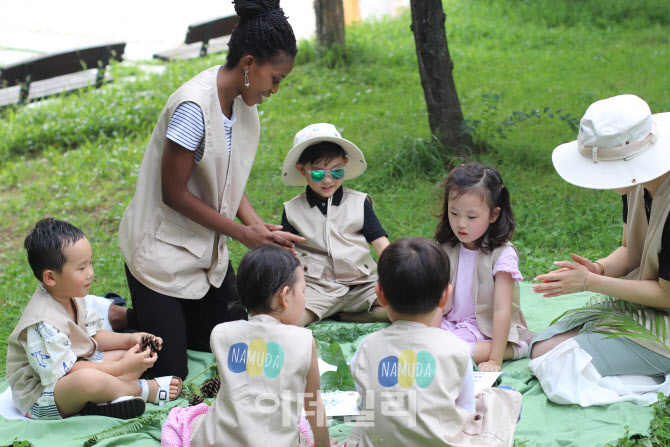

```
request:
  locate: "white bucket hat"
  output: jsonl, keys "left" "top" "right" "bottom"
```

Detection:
{"left": 552, "top": 94, "right": 670, "bottom": 189}
{"left": 281, "top": 123, "right": 367, "bottom": 186}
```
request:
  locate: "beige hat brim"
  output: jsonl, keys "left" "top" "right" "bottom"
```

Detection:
{"left": 552, "top": 112, "right": 670, "bottom": 190}
{"left": 281, "top": 136, "right": 367, "bottom": 186}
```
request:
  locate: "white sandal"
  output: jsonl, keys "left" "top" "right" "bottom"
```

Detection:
{"left": 139, "top": 376, "right": 183, "bottom": 406}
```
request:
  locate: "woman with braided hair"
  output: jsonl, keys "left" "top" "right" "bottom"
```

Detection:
{"left": 118, "top": 0, "right": 304, "bottom": 380}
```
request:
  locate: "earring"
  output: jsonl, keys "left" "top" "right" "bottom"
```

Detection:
{"left": 244, "top": 70, "right": 250, "bottom": 88}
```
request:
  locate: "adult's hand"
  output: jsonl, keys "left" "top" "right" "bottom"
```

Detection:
{"left": 531, "top": 259, "right": 590, "bottom": 297}
{"left": 569, "top": 253, "right": 602, "bottom": 275}
{"left": 239, "top": 223, "right": 305, "bottom": 255}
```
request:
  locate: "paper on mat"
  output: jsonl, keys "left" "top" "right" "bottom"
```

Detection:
{"left": 322, "top": 390, "right": 361, "bottom": 417}
{"left": 473, "top": 371, "right": 502, "bottom": 395}
{"left": 0, "top": 387, "right": 29, "bottom": 420}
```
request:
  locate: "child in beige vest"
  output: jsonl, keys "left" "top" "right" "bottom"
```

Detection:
{"left": 5, "top": 218, "right": 181, "bottom": 420}
{"left": 432, "top": 163, "right": 532, "bottom": 372}
{"left": 161, "top": 245, "right": 331, "bottom": 447}
{"left": 280, "top": 123, "right": 390, "bottom": 326}
{"left": 341, "top": 237, "right": 522, "bottom": 446}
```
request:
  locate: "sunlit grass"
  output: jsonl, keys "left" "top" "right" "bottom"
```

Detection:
{"left": 0, "top": 0, "right": 668, "bottom": 378}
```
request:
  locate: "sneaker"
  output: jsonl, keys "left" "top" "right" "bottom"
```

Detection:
{"left": 80, "top": 396, "right": 145, "bottom": 419}
{"left": 104, "top": 292, "right": 127, "bottom": 307}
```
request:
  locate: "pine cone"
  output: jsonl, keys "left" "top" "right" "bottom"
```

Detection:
{"left": 200, "top": 377, "right": 221, "bottom": 398}
{"left": 139, "top": 334, "right": 161, "bottom": 354}
{"left": 189, "top": 393, "right": 204, "bottom": 406}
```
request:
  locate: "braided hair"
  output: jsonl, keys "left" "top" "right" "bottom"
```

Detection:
{"left": 225, "top": 0, "right": 297, "bottom": 69}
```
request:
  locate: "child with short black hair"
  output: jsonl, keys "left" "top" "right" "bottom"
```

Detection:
{"left": 162, "top": 245, "right": 331, "bottom": 447}
{"left": 281, "top": 123, "right": 390, "bottom": 326}
{"left": 342, "top": 237, "right": 522, "bottom": 446}
{"left": 6, "top": 217, "right": 181, "bottom": 420}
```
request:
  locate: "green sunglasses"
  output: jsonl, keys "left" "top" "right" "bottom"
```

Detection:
{"left": 306, "top": 168, "right": 346, "bottom": 182}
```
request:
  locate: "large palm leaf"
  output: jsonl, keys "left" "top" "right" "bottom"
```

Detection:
{"left": 552, "top": 294, "right": 670, "bottom": 353}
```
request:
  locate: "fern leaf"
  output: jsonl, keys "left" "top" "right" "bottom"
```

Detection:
{"left": 75, "top": 408, "right": 173, "bottom": 446}
{"left": 552, "top": 301, "right": 670, "bottom": 353}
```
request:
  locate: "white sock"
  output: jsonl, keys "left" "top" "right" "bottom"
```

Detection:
{"left": 512, "top": 341, "right": 529, "bottom": 360}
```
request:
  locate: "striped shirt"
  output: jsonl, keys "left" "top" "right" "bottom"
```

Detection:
{"left": 166, "top": 101, "right": 235, "bottom": 162}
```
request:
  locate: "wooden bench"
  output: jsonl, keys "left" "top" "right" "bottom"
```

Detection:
{"left": 153, "top": 15, "right": 238, "bottom": 62}
{"left": 0, "top": 42, "right": 126, "bottom": 107}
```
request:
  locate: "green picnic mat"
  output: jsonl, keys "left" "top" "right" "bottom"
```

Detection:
{"left": 0, "top": 348, "right": 217, "bottom": 447}
{"left": 0, "top": 283, "right": 655, "bottom": 446}
{"left": 314, "top": 283, "right": 654, "bottom": 447}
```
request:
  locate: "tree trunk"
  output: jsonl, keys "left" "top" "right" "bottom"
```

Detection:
{"left": 410, "top": 0, "right": 473, "bottom": 151}
{"left": 314, "top": 0, "right": 346, "bottom": 48}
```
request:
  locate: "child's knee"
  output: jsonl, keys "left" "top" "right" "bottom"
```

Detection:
{"left": 63, "top": 368, "right": 111, "bottom": 394}
{"left": 298, "top": 309, "right": 317, "bottom": 327}
{"left": 369, "top": 305, "right": 388, "bottom": 318}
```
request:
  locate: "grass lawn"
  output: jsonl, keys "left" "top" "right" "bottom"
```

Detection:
{"left": 0, "top": 0, "right": 669, "bottom": 443}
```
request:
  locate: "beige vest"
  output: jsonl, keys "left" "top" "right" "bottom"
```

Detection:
{"left": 6, "top": 287, "right": 97, "bottom": 415}
{"left": 119, "top": 66, "right": 260, "bottom": 299}
{"left": 345, "top": 321, "right": 519, "bottom": 447}
{"left": 613, "top": 174, "right": 670, "bottom": 357}
{"left": 284, "top": 187, "right": 377, "bottom": 295}
{"left": 442, "top": 242, "right": 527, "bottom": 344}
{"left": 190, "top": 315, "right": 312, "bottom": 447}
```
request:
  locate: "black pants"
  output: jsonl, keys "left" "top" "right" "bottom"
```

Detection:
{"left": 124, "top": 263, "right": 248, "bottom": 380}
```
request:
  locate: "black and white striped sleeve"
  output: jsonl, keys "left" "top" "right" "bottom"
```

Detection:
{"left": 166, "top": 102, "right": 205, "bottom": 152}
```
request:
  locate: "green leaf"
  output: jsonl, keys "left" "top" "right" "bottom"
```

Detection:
{"left": 321, "top": 343, "right": 347, "bottom": 366}
{"left": 320, "top": 371, "right": 343, "bottom": 391}
{"left": 187, "top": 383, "right": 201, "bottom": 395}
{"left": 552, "top": 301, "right": 670, "bottom": 353}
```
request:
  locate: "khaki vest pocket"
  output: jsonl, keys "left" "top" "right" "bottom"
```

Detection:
{"left": 155, "top": 219, "right": 209, "bottom": 257}
{"left": 301, "top": 258, "right": 326, "bottom": 279}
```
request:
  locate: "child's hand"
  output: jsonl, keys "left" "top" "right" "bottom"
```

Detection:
{"left": 120, "top": 344, "right": 157, "bottom": 375}
{"left": 130, "top": 332, "right": 163, "bottom": 352}
{"left": 478, "top": 360, "right": 502, "bottom": 372}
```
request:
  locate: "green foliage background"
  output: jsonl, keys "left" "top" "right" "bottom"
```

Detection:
{"left": 0, "top": 0, "right": 668, "bottom": 409}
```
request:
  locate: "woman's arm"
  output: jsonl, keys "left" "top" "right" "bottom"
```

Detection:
{"left": 534, "top": 263, "right": 670, "bottom": 309}
{"left": 478, "top": 271, "right": 513, "bottom": 371}
{"left": 532, "top": 222, "right": 670, "bottom": 308}
{"left": 532, "top": 225, "right": 631, "bottom": 296}
{"left": 161, "top": 139, "right": 303, "bottom": 249}
{"left": 236, "top": 192, "right": 305, "bottom": 252}
{"left": 304, "top": 338, "right": 331, "bottom": 447}
{"left": 568, "top": 225, "right": 629, "bottom": 278}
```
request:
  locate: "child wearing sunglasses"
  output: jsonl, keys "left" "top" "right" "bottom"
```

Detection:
{"left": 280, "top": 123, "right": 391, "bottom": 326}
